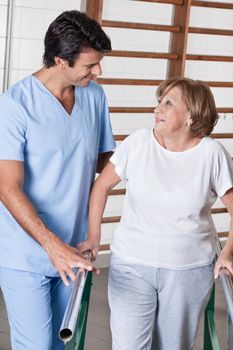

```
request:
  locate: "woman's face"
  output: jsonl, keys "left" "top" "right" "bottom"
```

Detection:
{"left": 154, "top": 86, "right": 191, "bottom": 137}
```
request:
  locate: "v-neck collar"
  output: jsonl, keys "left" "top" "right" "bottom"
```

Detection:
{"left": 31, "top": 75, "right": 79, "bottom": 118}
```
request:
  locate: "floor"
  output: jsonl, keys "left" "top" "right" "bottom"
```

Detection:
{"left": 0, "top": 268, "right": 229, "bottom": 350}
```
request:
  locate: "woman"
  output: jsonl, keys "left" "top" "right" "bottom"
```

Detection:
{"left": 78, "top": 77, "right": 233, "bottom": 350}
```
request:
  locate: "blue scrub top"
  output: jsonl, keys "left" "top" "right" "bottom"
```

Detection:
{"left": 0, "top": 76, "right": 115, "bottom": 276}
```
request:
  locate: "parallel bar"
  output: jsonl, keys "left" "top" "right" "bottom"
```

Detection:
{"left": 192, "top": 0, "right": 233, "bottom": 10}
{"left": 104, "top": 50, "right": 178, "bottom": 60}
{"left": 216, "top": 239, "right": 233, "bottom": 323}
{"left": 189, "top": 27, "right": 233, "bottom": 36}
{"left": 187, "top": 54, "right": 233, "bottom": 62}
{"left": 60, "top": 252, "right": 92, "bottom": 344}
{"left": 101, "top": 20, "right": 180, "bottom": 33}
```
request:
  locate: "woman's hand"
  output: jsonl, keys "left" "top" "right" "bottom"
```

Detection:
{"left": 77, "top": 239, "right": 100, "bottom": 261}
{"left": 45, "top": 235, "right": 99, "bottom": 286}
{"left": 214, "top": 249, "right": 233, "bottom": 279}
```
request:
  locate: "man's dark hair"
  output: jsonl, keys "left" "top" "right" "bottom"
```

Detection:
{"left": 43, "top": 10, "right": 111, "bottom": 67}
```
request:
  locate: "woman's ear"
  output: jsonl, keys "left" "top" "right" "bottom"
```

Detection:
{"left": 185, "top": 113, "right": 192, "bottom": 126}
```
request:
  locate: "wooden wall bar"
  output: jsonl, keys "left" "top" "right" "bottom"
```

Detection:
{"left": 109, "top": 107, "right": 233, "bottom": 113}
{"left": 101, "top": 20, "right": 180, "bottom": 32}
{"left": 86, "top": 0, "right": 233, "bottom": 250}
{"left": 86, "top": 0, "right": 103, "bottom": 23}
{"left": 191, "top": 1, "right": 233, "bottom": 10}
{"left": 167, "top": 0, "right": 192, "bottom": 77}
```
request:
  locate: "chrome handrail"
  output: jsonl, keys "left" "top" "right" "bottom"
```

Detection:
{"left": 216, "top": 237, "right": 233, "bottom": 349}
{"left": 216, "top": 237, "right": 233, "bottom": 323}
{"left": 59, "top": 250, "right": 92, "bottom": 344}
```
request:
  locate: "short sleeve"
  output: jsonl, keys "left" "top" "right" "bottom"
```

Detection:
{"left": 212, "top": 142, "right": 233, "bottom": 197}
{"left": 110, "top": 136, "right": 131, "bottom": 181}
{"left": 0, "top": 95, "right": 27, "bottom": 161}
{"left": 98, "top": 94, "right": 116, "bottom": 153}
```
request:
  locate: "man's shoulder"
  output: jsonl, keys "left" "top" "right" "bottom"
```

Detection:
{"left": 0, "top": 75, "right": 32, "bottom": 101}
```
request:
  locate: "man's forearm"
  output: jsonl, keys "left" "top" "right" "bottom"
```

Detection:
{"left": 0, "top": 185, "right": 57, "bottom": 251}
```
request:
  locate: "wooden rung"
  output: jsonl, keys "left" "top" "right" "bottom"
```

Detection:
{"left": 211, "top": 208, "right": 228, "bottom": 214}
{"left": 99, "top": 244, "right": 110, "bottom": 251}
{"left": 102, "top": 20, "right": 180, "bottom": 33}
{"left": 101, "top": 216, "right": 121, "bottom": 224}
{"left": 115, "top": 135, "right": 127, "bottom": 141}
{"left": 100, "top": 78, "right": 233, "bottom": 88}
{"left": 109, "top": 189, "right": 126, "bottom": 195}
{"left": 186, "top": 54, "right": 233, "bottom": 62}
{"left": 109, "top": 107, "right": 154, "bottom": 113}
{"left": 137, "top": 0, "right": 184, "bottom": 5}
{"left": 189, "top": 27, "right": 233, "bottom": 36}
{"left": 211, "top": 133, "right": 233, "bottom": 139}
{"left": 217, "top": 108, "right": 233, "bottom": 113}
{"left": 218, "top": 232, "right": 228, "bottom": 238}
{"left": 191, "top": 1, "right": 233, "bottom": 10}
{"left": 98, "top": 78, "right": 163, "bottom": 86}
{"left": 114, "top": 133, "right": 233, "bottom": 141}
{"left": 105, "top": 50, "right": 178, "bottom": 60}
{"left": 109, "top": 107, "right": 233, "bottom": 114}
{"left": 207, "top": 82, "right": 233, "bottom": 88}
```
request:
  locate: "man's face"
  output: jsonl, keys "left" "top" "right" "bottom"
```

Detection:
{"left": 63, "top": 48, "right": 104, "bottom": 86}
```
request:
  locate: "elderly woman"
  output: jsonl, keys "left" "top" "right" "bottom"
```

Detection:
{"left": 78, "top": 77, "right": 233, "bottom": 350}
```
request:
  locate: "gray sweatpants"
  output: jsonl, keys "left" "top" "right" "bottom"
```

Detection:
{"left": 108, "top": 254, "right": 214, "bottom": 350}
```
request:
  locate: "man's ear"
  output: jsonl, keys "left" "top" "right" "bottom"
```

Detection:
{"left": 54, "top": 56, "right": 66, "bottom": 69}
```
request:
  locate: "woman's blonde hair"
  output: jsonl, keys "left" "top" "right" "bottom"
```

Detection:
{"left": 156, "top": 77, "right": 219, "bottom": 137}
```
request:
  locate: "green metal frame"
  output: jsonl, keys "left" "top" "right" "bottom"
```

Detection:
{"left": 203, "top": 284, "right": 221, "bottom": 350}
{"left": 65, "top": 272, "right": 93, "bottom": 350}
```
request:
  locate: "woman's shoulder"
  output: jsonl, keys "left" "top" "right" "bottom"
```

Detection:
{"left": 127, "top": 128, "right": 151, "bottom": 142}
{"left": 201, "top": 136, "right": 230, "bottom": 158}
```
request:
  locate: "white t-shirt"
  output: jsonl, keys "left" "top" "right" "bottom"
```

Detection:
{"left": 110, "top": 128, "right": 233, "bottom": 270}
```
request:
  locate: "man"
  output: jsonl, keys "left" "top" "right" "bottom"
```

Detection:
{"left": 0, "top": 10, "right": 115, "bottom": 350}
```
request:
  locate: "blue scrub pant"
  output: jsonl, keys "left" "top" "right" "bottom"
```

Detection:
{"left": 108, "top": 254, "right": 214, "bottom": 350}
{"left": 0, "top": 267, "right": 72, "bottom": 350}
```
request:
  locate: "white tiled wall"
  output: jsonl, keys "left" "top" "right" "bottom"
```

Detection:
{"left": 3, "top": 0, "right": 83, "bottom": 87}
{"left": 0, "top": 2, "right": 8, "bottom": 91}
{"left": 103, "top": 0, "right": 173, "bottom": 24}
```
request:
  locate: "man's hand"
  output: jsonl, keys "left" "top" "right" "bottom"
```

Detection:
{"left": 45, "top": 235, "right": 100, "bottom": 286}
